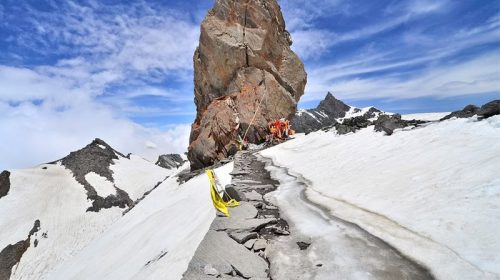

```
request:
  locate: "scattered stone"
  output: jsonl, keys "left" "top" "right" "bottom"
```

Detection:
{"left": 245, "top": 190, "right": 263, "bottom": 201}
{"left": 183, "top": 231, "right": 269, "bottom": 279}
{"left": 229, "top": 202, "right": 258, "bottom": 219}
{"left": 265, "top": 205, "right": 278, "bottom": 210}
{"left": 203, "top": 264, "right": 219, "bottom": 276}
{"left": 155, "top": 154, "right": 185, "bottom": 169}
{"left": 478, "top": 100, "right": 500, "bottom": 119}
{"left": 296, "top": 241, "right": 311, "bottom": 250}
{"left": 229, "top": 230, "right": 258, "bottom": 244}
{"left": 0, "top": 171, "right": 11, "bottom": 200}
{"left": 253, "top": 202, "right": 264, "bottom": 209}
{"left": 224, "top": 185, "right": 247, "bottom": 202}
{"left": 373, "top": 114, "right": 407, "bottom": 135}
{"left": 212, "top": 218, "right": 277, "bottom": 232}
{"left": 253, "top": 240, "right": 268, "bottom": 251}
{"left": 244, "top": 239, "right": 257, "bottom": 250}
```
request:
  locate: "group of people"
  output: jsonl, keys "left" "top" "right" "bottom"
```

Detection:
{"left": 267, "top": 118, "right": 294, "bottom": 142}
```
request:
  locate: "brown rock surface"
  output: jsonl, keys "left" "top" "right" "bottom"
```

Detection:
{"left": 188, "top": 0, "right": 307, "bottom": 169}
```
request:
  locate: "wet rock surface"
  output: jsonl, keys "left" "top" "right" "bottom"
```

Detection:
{"left": 155, "top": 154, "right": 184, "bottom": 169}
{"left": 182, "top": 150, "right": 289, "bottom": 279}
{"left": 0, "top": 220, "right": 40, "bottom": 280}
{"left": 188, "top": 0, "right": 307, "bottom": 170}
{"left": 58, "top": 138, "right": 133, "bottom": 212}
{"left": 0, "top": 171, "right": 10, "bottom": 200}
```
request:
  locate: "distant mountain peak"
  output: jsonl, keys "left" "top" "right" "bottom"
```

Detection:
{"left": 316, "top": 92, "right": 351, "bottom": 119}
{"left": 58, "top": 138, "right": 132, "bottom": 212}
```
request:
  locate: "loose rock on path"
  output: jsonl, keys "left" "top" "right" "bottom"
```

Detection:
{"left": 182, "top": 150, "right": 288, "bottom": 279}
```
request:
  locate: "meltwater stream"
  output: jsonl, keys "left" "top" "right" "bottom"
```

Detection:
{"left": 258, "top": 155, "right": 434, "bottom": 280}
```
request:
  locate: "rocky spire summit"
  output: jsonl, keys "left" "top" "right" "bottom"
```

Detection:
{"left": 188, "top": 0, "right": 307, "bottom": 170}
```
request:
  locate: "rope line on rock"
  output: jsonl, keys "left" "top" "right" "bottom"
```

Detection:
{"left": 242, "top": 87, "right": 268, "bottom": 142}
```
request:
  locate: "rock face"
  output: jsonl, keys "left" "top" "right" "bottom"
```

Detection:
{"left": 0, "top": 171, "right": 10, "bottom": 200}
{"left": 188, "top": 0, "right": 307, "bottom": 170}
{"left": 155, "top": 154, "right": 184, "bottom": 169}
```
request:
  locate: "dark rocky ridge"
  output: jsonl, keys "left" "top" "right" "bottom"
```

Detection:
{"left": 374, "top": 114, "right": 427, "bottom": 136}
{"left": 59, "top": 138, "right": 133, "bottom": 212}
{"left": 156, "top": 154, "right": 185, "bottom": 169}
{"left": 0, "top": 220, "right": 40, "bottom": 280}
{"left": 0, "top": 171, "right": 10, "bottom": 200}
{"left": 292, "top": 93, "right": 383, "bottom": 134}
{"left": 441, "top": 100, "right": 500, "bottom": 121}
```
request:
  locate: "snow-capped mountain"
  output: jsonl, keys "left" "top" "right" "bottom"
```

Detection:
{"left": 291, "top": 92, "right": 383, "bottom": 134}
{"left": 1, "top": 99, "right": 499, "bottom": 280}
{"left": 0, "top": 139, "right": 183, "bottom": 280}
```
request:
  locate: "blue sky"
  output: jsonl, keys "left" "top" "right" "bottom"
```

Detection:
{"left": 0, "top": 0, "right": 499, "bottom": 169}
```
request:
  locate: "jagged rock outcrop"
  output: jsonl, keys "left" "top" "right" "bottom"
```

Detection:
{"left": 58, "top": 138, "right": 133, "bottom": 212}
{"left": 292, "top": 93, "right": 382, "bottom": 134}
{"left": 440, "top": 105, "right": 479, "bottom": 121}
{"left": 291, "top": 93, "right": 350, "bottom": 133}
{"left": 0, "top": 220, "right": 40, "bottom": 280}
{"left": 156, "top": 154, "right": 184, "bottom": 169}
{"left": 0, "top": 171, "right": 10, "bottom": 200}
{"left": 478, "top": 100, "right": 500, "bottom": 119}
{"left": 440, "top": 100, "right": 500, "bottom": 121}
{"left": 188, "top": 0, "right": 307, "bottom": 170}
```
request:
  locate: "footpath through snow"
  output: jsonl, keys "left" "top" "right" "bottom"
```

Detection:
{"left": 260, "top": 115, "right": 500, "bottom": 280}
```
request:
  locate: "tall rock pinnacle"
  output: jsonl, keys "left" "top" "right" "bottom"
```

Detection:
{"left": 188, "top": 0, "right": 307, "bottom": 169}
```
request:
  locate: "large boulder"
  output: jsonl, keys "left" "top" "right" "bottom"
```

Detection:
{"left": 440, "top": 104, "right": 479, "bottom": 121}
{"left": 155, "top": 154, "right": 184, "bottom": 169}
{"left": 188, "top": 0, "right": 307, "bottom": 170}
{"left": 478, "top": 100, "right": 500, "bottom": 119}
{"left": 0, "top": 170, "right": 10, "bottom": 199}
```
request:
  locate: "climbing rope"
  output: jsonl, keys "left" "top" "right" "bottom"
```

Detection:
{"left": 241, "top": 87, "right": 269, "bottom": 146}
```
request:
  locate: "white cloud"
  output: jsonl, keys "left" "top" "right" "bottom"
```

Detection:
{"left": 0, "top": 1, "right": 199, "bottom": 170}
{"left": 304, "top": 51, "right": 500, "bottom": 102}
{"left": 0, "top": 96, "right": 191, "bottom": 170}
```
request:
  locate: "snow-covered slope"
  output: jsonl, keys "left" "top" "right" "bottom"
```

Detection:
{"left": 0, "top": 139, "right": 182, "bottom": 280}
{"left": 402, "top": 112, "right": 450, "bottom": 121}
{"left": 261, "top": 116, "right": 500, "bottom": 279}
{"left": 47, "top": 163, "right": 233, "bottom": 280}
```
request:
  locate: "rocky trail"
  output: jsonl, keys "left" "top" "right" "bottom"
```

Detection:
{"left": 182, "top": 149, "right": 435, "bottom": 279}
{"left": 182, "top": 150, "right": 289, "bottom": 279}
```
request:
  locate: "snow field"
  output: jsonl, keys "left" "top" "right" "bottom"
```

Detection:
{"left": 261, "top": 116, "right": 500, "bottom": 279}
